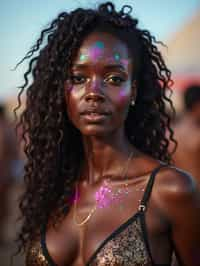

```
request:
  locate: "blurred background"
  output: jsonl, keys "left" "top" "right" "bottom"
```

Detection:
{"left": 0, "top": 0, "right": 200, "bottom": 265}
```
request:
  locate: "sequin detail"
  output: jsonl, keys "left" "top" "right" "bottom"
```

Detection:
{"left": 26, "top": 216, "right": 153, "bottom": 266}
{"left": 88, "top": 216, "right": 152, "bottom": 266}
{"left": 26, "top": 241, "right": 50, "bottom": 266}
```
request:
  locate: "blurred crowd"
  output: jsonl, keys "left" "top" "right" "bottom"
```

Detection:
{"left": 172, "top": 85, "right": 200, "bottom": 186}
{"left": 0, "top": 103, "right": 25, "bottom": 265}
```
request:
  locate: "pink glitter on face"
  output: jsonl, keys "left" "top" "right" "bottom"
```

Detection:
{"left": 120, "top": 59, "right": 129, "bottom": 67}
{"left": 119, "top": 88, "right": 127, "bottom": 98}
{"left": 89, "top": 41, "right": 105, "bottom": 61}
{"left": 78, "top": 41, "right": 130, "bottom": 68}
{"left": 118, "top": 87, "right": 130, "bottom": 104}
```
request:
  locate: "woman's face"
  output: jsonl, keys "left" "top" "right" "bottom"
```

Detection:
{"left": 65, "top": 31, "right": 134, "bottom": 137}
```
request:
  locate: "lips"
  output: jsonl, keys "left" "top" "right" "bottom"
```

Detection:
{"left": 80, "top": 107, "right": 111, "bottom": 115}
{"left": 80, "top": 108, "right": 111, "bottom": 122}
{"left": 80, "top": 107, "right": 111, "bottom": 116}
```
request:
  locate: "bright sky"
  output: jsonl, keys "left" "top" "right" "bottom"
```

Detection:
{"left": 1, "top": 0, "right": 199, "bottom": 100}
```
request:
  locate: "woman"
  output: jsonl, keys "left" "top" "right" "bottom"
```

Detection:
{"left": 15, "top": 2, "right": 200, "bottom": 265}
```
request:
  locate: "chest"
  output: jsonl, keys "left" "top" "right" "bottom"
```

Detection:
{"left": 44, "top": 193, "right": 169, "bottom": 266}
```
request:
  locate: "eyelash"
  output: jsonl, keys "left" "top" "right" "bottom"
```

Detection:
{"left": 104, "top": 75, "right": 125, "bottom": 85}
{"left": 71, "top": 75, "right": 87, "bottom": 84}
{"left": 71, "top": 74, "right": 126, "bottom": 86}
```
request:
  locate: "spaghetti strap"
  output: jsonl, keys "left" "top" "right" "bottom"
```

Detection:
{"left": 139, "top": 163, "right": 168, "bottom": 211}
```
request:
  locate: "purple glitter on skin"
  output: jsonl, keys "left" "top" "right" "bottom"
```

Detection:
{"left": 95, "top": 181, "right": 130, "bottom": 209}
{"left": 95, "top": 184, "right": 112, "bottom": 208}
{"left": 104, "top": 57, "right": 130, "bottom": 68}
{"left": 119, "top": 89, "right": 128, "bottom": 98}
{"left": 118, "top": 87, "right": 131, "bottom": 104}
{"left": 79, "top": 40, "right": 130, "bottom": 66}
{"left": 89, "top": 41, "right": 105, "bottom": 61}
{"left": 78, "top": 40, "right": 130, "bottom": 69}
{"left": 120, "top": 59, "right": 129, "bottom": 67}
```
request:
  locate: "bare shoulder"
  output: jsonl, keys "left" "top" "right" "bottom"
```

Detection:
{"left": 138, "top": 155, "right": 196, "bottom": 195}
{"left": 153, "top": 165, "right": 200, "bottom": 221}
{"left": 157, "top": 166, "right": 196, "bottom": 194}
{"left": 151, "top": 166, "right": 200, "bottom": 265}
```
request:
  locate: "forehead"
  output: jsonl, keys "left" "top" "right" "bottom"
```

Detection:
{"left": 74, "top": 31, "right": 130, "bottom": 62}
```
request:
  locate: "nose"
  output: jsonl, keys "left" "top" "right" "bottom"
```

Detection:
{"left": 85, "top": 92, "right": 105, "bottom": 102}
{"left": 85, "top": 77, "right": 105, "bottom": 102}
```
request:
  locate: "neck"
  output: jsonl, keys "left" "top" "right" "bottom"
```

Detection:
{"left": 81, "top": 129, "right": 135, "bottom": 185}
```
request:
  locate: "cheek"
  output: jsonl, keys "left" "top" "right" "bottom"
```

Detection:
{"left": 119, "top": 88, "right": 131, "bottom": 104}
{"left": 65, "top": 79, "right": 85, "bottom": 96}
{"left": 109, "top": 85, "right": 131, "bottom": 108}
{"left": 65, "top": 88, "right": 81, "bottom": 123}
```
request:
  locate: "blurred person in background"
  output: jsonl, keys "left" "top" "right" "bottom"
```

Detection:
{"left": 173, "top": 84, "right": 200, "bottom": 185}
{"left": 0, "top": 103, "right": 19, "bottom": 245}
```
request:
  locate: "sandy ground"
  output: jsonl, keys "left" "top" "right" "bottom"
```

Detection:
{"left": 0, "top": 184, "right": 25, "bottom": 266}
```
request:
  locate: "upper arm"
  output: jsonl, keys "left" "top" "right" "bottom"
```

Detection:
{"left": 156, "top": 167, "right": 200, "bottom": 266}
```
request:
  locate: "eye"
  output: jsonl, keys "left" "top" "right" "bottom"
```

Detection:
{"left": 104, "top": 75, "right": 125, "bottom": 86}
{"left": 71, "top": 74, "right": 87, "bottom": 84}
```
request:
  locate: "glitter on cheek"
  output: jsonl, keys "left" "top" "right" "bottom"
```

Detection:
{"left": 119, "top": 87, "right": 130, "bottom": 100}
{"left": 71, "top": 85, "right": 86, "bottom": 99}
{"left": 119, "top": 89, "right": 127, "bottom": 97}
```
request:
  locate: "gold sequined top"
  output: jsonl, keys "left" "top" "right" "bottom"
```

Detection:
{"left": 86, "top": 213, "right": 155, "bottom": 266}
{"left": 26, "top": 164, "right": 174, "bottom": 266}
{"left": 26, "top": 241, "right": 50, "bottom": 266}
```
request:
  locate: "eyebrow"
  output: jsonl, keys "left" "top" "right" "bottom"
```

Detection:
{"left": 72, "top": 63, "right": 127, "bottom": 71}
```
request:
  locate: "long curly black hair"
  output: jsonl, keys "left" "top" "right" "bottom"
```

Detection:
{"left": 15, "top": 1, "right": 176, "bottom": 253}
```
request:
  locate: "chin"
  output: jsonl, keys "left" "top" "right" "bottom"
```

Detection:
{"left": 81, "top": 125, "right": 112, "bottom": 137}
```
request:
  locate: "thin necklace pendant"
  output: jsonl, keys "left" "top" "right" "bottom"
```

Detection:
{"left": 73, "top": 204, "right": 96, "bottom": 227}
{"left": 73, "top": 183, "right": 97, "bottom": 227}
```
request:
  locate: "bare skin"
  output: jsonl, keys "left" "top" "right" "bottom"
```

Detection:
{"left": 43, "top": 32, "right": 200, "bottom": 266}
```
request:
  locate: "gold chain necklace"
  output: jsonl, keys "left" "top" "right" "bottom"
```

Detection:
{"left": 73, "top": 151, "right": 134, "bottom": 227}
{"left": 73, "top": 184, "right": 97, "bottom": 226}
